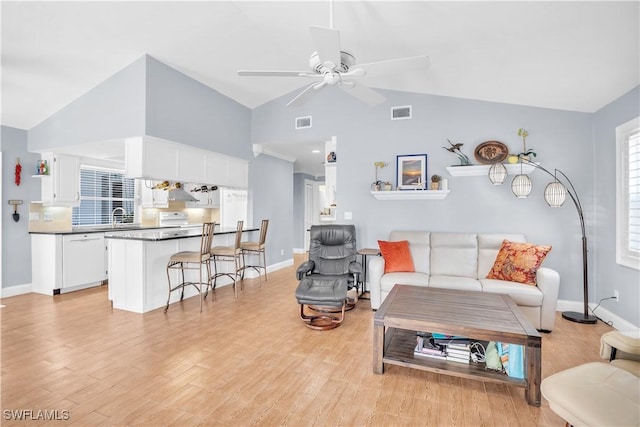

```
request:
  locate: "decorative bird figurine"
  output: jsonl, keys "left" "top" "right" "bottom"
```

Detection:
{"left": 443, "top": 139, "right": 471, "bottom": 166}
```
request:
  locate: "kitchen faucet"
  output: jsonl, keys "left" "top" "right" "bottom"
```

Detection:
{"left": 111, "top": 207, "right": 127, "bottom": 228}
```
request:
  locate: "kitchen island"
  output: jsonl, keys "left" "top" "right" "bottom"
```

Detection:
{"left": 105, "top": 224, "right": 258, "bottom": 313}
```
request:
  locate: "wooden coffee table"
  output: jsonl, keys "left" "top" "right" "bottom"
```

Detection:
{"left": 373, "top": 285, "right": 542, "bottom": 406}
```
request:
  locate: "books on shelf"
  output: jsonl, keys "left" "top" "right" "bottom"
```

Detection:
{"left": 415, "top": 331, "right": 471, "bottom": 364}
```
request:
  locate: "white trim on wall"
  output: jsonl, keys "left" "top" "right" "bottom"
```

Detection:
{"left": 557, "top": 299, "right": 638, "bottom": 330}
{"left": 615, "top": 116, "right": 640, "bottom": 270}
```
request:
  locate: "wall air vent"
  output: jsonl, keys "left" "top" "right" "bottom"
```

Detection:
{"left": 295, "top": 116, "right": 312, "bottom": 129}
{"left": 391, "top": 105, "right": 412, "bottom": 120}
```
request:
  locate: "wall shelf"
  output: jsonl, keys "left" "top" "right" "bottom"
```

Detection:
{"left": 446, "top": 163, "right": 537, "bottom": 177}
{"left": 370, "top": 190, "right": 450, "bottom": 200}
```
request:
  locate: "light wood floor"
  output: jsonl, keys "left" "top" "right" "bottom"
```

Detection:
{"left": 1, "top": 255, "right": 614, "bottom": 426}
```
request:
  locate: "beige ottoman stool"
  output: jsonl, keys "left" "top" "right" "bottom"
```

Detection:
{"left": 541, "top": 361, "right": 639, "bottom": 426}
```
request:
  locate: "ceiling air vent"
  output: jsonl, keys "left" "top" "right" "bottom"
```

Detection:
{"left": 391, "top": 105, "right": 412, "bottom": 120}
{"left": 295, "top": 116, "right": 312, "bottom": 129}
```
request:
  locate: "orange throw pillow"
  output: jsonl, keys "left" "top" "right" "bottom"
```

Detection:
{"left": 487, "top": 240, "right": 552, "bottom": 285}
{"left": 378, "top": 240, "right": 415, "bottom": 273}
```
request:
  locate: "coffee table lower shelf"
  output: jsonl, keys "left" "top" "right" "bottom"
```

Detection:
{"left": 382, "top": 328, "right": 526, "bottom": 388}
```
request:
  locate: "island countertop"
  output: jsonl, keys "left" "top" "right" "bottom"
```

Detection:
{"left": 104, "top": 225, "right": 258, "bottom": 241}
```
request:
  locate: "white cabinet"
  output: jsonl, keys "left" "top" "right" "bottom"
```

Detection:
{"left": 31, "top": 232, "right": 106, "bottom": 295}
{"left": 184, "top": 183, "right": 220, "bottom": 208}
{"left": 125, "top": 136, "right": 179, "bottom": 180}
{"left": 178, "top": 148, "right": 206, "bottom": 183}
{"left": 140, "top": 180, "right": 169, "bottom": 208}
{"left": 205, "top": 152, "right": 229, "bottom": 185}
{"left": 38, "top": 153, "right": 80, "bottom": 206}
{"left": 62, "top": 234, "right": 107, "bottom": 288}
{"left": 125, "top": 136, "right": 248, "bottom": 188}
{"left": 227, "top": 158, "right": 248, "bottom": 188}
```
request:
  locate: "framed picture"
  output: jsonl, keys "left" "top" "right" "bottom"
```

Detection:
{"left": 396, "top": 154, "right": 427, "bottom": 190}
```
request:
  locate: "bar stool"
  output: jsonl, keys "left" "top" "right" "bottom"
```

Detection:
{"left": 240, "top": 219, "right": 269, "bottom": 282}
{"left": 165, "top": 222, "right": 215, "bottom": 312}
{"left": 209, "top": 220, "right": 244, "bottom": 298}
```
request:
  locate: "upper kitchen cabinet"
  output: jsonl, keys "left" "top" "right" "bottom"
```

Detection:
{"left": 205, "top": 152, "right": 228, "bottom": 185}
{"left": 125, "top": 136, "right": 248, "bottom": 188}
{"left": 36, "top": 153, "right": 80, "bottom": 206}
{"left": 125, "top": 136, "right": 178, "bottom": 180}
{"left": 227, "top": 158, "right": 248, "bottom": 188}
{"left": 179, "top": 148, "right": 206, "bottom": 183}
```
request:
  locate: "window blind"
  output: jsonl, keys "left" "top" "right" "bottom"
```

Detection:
{"left": 72, "top": 167, "right": 135, "bottom": 226}
{"left": 628, "top": 130, "right": 640, "bottom": 253}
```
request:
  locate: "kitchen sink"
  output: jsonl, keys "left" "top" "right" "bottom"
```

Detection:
{"left": 73, "top": 224, "right": 145, "bottom": 232}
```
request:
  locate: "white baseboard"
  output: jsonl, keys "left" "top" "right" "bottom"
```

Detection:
{"left": 556, "top": 299, "right": 638, "bottom": 330}
{"left": 240, "top": 258, "right": 294, "bottom": 279}
{"left": 1, "top": 283, "right": 33, "bottom": 298}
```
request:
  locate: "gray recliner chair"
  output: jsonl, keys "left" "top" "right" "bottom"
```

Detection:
{"left": 295, "top": 224, "right": 362, "bottom": 330}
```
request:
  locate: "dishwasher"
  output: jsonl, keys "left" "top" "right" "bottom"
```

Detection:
{"left": 62, "top": 233, "right": 107, "bottom": 289}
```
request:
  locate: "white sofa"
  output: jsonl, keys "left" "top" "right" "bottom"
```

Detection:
{"left": 369, "top": 231, "right": 560, "bottom": 331}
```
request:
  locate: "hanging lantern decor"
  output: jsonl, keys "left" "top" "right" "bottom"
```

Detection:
{"left": 511, "top": 174, "right": 532, "bottom": 198}
{"left": 488, "top": 162, "right": 507, "bottom": 185}
{"left": 544, "top": 181, "right": 567, "bottom": 207}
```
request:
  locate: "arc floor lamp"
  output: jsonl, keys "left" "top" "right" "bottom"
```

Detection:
{"left": 488, "top": 159, "right": 597, "bottom": 324}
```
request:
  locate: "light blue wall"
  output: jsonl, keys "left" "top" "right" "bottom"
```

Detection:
{"left": 593, "top": 85, "right": 640, "bottom": 327}
{"left": 28, "top": 56, "right": 146, "bottom": 151}
{"left": 145, "top": 56, "right": 252, "bottom": 160}
{"left": 253, "top": 87, "right": 597, "bottom": 309}
{"left": 249, "top": 155, "right": 294, "bottom": 264}
{"left": 1, "top": 126, "right": 41, "bottom": 287}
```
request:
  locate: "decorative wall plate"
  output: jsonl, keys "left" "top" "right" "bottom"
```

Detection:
{"left": 474, "top": 141, "right": 509, "bottom": 164}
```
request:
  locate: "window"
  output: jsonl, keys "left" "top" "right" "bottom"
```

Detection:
{"left": 616, "top": 116, "right": 640, "bottom": 270}
{"left": 72, "top": 167, "right": 136, "bottom": 226}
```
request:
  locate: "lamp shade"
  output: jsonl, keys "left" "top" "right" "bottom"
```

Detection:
{"left": 511, "top": 174, "right": 532, "bottom": 198}
{"left": 488, "top": 162, "right": 507, "bottom": 185}
{"left": 544, "top": 181, "right": 567, "bottom": 207}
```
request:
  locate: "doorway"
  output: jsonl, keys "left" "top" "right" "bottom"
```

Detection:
{"left": 303, "top": 179, "right": 323, "bottom": 251}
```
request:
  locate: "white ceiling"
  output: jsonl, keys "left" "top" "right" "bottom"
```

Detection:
{"left": 2, "top": 1, "right": 639, "bottom": 176}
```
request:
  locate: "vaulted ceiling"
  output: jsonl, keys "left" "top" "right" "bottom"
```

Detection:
{"left": 2, "top": 1, "right": 638, "bottom": 175}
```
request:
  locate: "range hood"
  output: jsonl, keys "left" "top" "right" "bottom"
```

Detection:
{"left": 167, "top": 188, "right": 198, "bottom": 202}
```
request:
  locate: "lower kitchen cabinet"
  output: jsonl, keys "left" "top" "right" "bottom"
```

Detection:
{"left": 31, "top": 233, "right": 107, "bottom": 295}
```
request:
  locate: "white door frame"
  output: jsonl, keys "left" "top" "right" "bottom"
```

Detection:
{"left": 303, "top": 179, "right": 322, "bottom": 251}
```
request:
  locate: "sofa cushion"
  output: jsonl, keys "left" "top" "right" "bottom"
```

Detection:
{"left": 487, "top": 240, "right": 552, "bottom": 285}
{"left": 389, "top": 231, "right": 430, "bottom": 273}
{"left": 428, "top": 275, "right": 482, "bottom": 291}
{"left": 480, "top": 278, "right": 543, "bottom": 306}
{"left": 478, "top": 234, "right": 527, "bottom": 278}
{"left": 378, "top": 240, "right": 415, "bottom": 273}
{"left": 430, "top": 233, "right": 478, "bottom": 278}
{"left": 380, "top": 272, "right": 429, "bottom": 292}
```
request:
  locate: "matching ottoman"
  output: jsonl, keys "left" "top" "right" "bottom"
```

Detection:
{"left": 541, "top": 362, "right": 640, "bottom": 427}
{"left": 295, "top": 277, "right": 347, "bottom": 330}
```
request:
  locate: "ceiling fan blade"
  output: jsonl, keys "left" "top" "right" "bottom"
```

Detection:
{"left": 339, "top": 81, "right": 386, "bottom": 106}
{"left": 309, "top": 26, "right": 341, "bottom": 69}
{"left": 286, "top": 82, "right": 325, "bottom": 107}
{"left": 354, "top": 55, "right": 430, "bottom": 76}
{"left": 238, "top": 70, "right": 313, "bottom": 77}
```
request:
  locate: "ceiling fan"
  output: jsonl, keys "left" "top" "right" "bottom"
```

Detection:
{"left": 237, "top": 6, "right": 429, "bottom": 107}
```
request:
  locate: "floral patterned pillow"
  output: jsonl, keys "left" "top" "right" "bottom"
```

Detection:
{"left": 487, "top": 240, "right": 552, "bottom": 285}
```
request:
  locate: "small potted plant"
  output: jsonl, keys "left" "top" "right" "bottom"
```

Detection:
{"left": 371, "top": 161, "right": 389, "bottom": 191}
{"left": 430, "top": 174, "right": 441, "bottom": 190}
{"left": 517, "top": 128, "right": 537, "bottom": 161}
